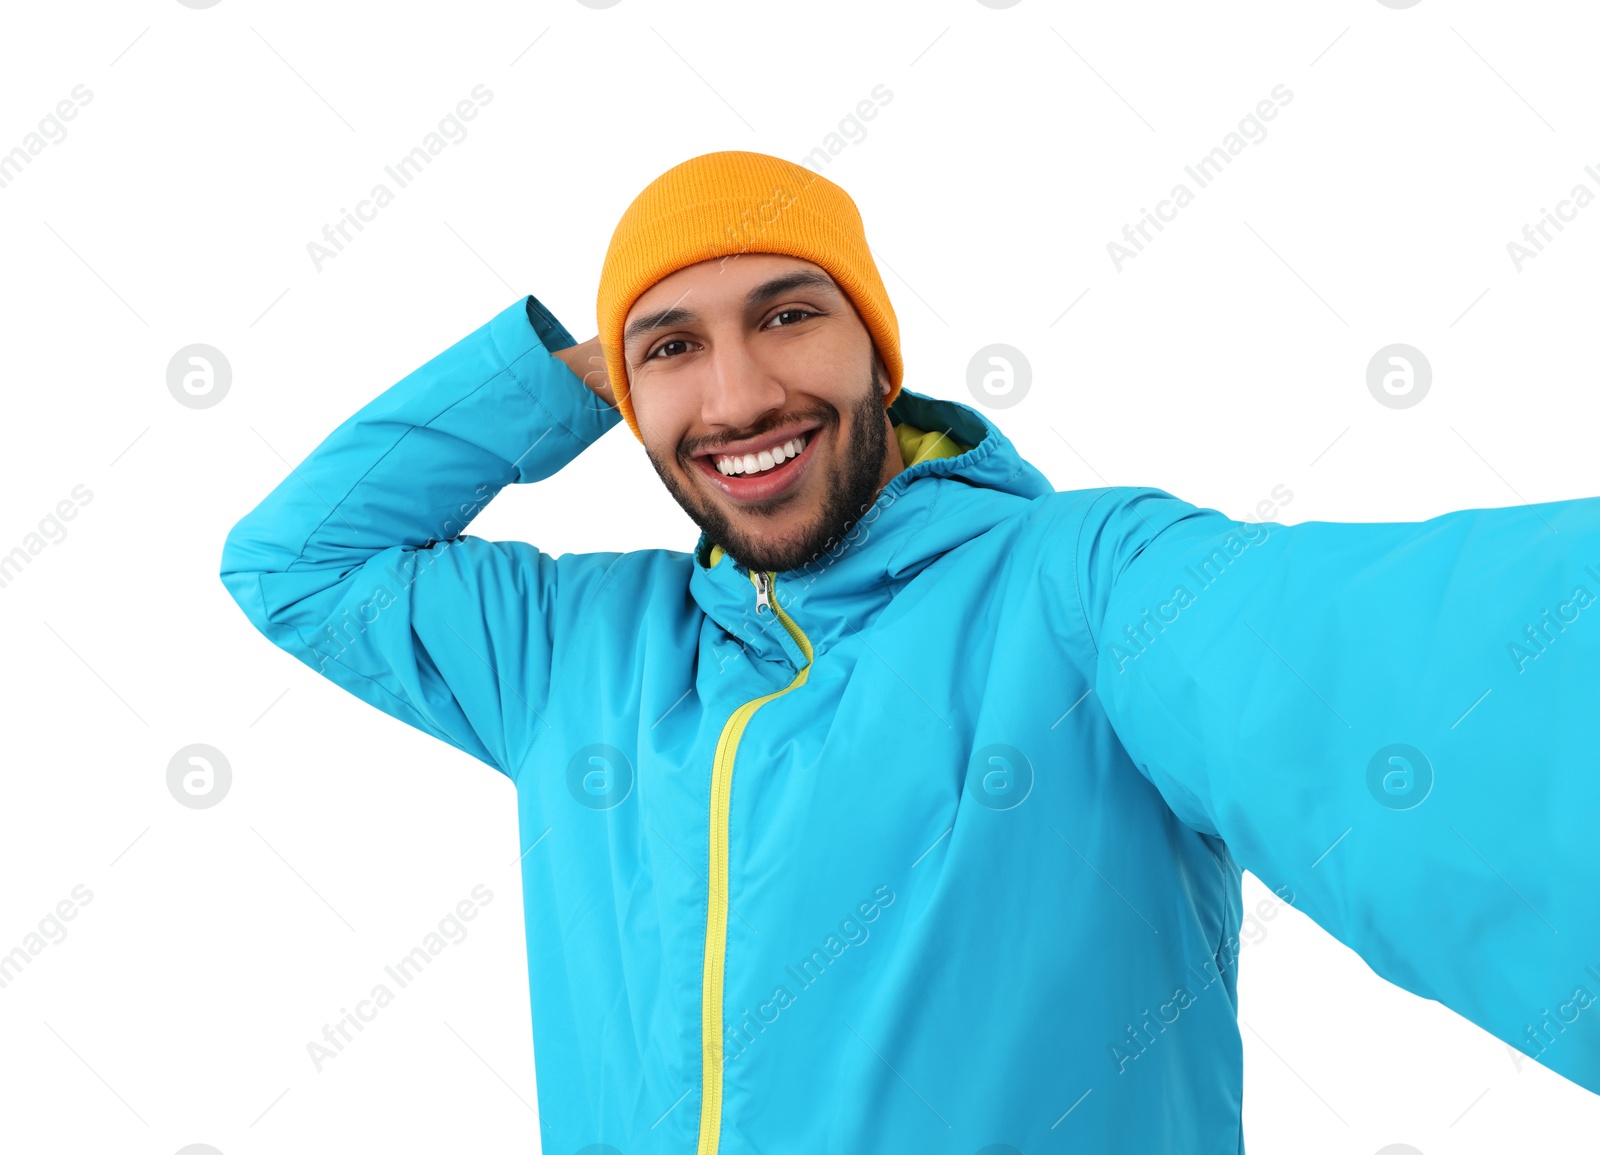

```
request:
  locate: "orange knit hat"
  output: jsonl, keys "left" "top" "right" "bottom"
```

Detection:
{"left": 596, "top": 150, "right": 903, "bottom": 442}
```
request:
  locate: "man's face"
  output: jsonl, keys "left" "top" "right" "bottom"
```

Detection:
{"left": 622, "top": 253, "right": 902, "bottom": 575}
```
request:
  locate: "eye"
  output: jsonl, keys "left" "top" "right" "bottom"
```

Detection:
{"left": 644, "top": 337, "right": 695, "bottom": 362}
{"left": 766, "top": 308, "right": 815, "bottom": 329}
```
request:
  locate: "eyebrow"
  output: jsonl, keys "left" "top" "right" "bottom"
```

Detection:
{"left": 623, "top": 269, "right": 840, "bottom": 348}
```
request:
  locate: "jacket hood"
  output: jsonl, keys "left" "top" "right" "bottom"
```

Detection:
{"left": 687, "top": 386, "right": 1055, "bottom": 668}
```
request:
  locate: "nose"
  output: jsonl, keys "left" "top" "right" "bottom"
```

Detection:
{"left": 699, "top": 331, "right": 787, "bottom": 436}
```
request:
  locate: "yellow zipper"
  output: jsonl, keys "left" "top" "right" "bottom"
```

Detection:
{"left": 697, "top": 568, "right": 814, "bottom": 1155}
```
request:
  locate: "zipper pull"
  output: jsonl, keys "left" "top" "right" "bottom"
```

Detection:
{"left": 752, "top": 570, "right": 772, "bottom": 615}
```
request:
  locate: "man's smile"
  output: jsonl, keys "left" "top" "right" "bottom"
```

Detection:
{"left": 690, "top": 423, "right": 823, "bottom": 505}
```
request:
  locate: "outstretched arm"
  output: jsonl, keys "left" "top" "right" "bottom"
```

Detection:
{"left": 219, "top": 295, "right": 622, "bottom": 781}
{"left": 1072, "top": 484, "right": 1600, "bottom": 1094}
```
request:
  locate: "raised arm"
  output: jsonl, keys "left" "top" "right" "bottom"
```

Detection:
{"left": 1069, "top": 484, "right": 1600, "bottom": 1094}
{"left": 219, "top": 295, "right": 622, "bottom": 781}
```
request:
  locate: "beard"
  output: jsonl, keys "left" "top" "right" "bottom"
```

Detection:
{"left": 644, "top": 357, "right": 893, "bottom": 575}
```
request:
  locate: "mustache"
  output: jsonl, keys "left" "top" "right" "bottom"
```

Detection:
{"left": 680, "top": 408, "right": 836, "bottom": 460}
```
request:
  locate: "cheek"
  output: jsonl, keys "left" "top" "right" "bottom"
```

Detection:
{"left": 628, "top": 379, "right": 656, "bottom": 432}
{"left": 633, "top": 401, "right": 686, "bottom": 464}
{"left": 633, "top": 380, "right": 698, "bottom": 443}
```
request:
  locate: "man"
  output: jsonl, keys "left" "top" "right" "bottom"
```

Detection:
{"left": 220, "top": 150, "right": 1600, "bottom": 1153}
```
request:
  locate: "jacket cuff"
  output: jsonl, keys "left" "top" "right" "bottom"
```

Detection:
{"left": 486, "top": 294, "right": 622, "bottom": 448}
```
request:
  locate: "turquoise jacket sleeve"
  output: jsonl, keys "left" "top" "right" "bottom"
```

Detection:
{"left": 1075, "top": 485, "right": 1600, "bottom": 1095}
{"left": 219, "top": 296, "right": 622, "bottom": 781}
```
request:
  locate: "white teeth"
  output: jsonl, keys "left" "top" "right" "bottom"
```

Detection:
{"left": 715, "top": 433, "right": 807, "bottom": 477}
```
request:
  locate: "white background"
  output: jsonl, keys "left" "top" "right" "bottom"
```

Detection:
{"left": 1, "top": 1, "right": 1597, "bottom": 1152}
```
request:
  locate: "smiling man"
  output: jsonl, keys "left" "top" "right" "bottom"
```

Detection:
{"left": 606, "top": 253, "right": 904, "bottom": 576}
{"left": 221, "top": 150, "right": 1600, "bottom": 1153}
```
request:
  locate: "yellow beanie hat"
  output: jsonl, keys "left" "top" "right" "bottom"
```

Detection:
{"left": 596, "top": 150, "right": 903, "bottom": 442}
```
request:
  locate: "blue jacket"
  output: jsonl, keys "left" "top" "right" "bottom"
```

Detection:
{"left": 219, "top": 294, "right": 1600, "bottom": 1153}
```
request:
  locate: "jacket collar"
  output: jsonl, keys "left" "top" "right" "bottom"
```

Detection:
{"left": 686, "top": 387, "right": 1056, "bottom": 670}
